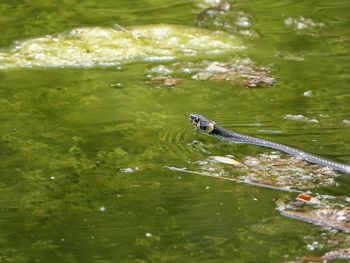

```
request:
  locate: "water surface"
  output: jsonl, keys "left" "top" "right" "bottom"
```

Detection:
{"left": 1, "top": 0, "right": 350, "bottom": 262}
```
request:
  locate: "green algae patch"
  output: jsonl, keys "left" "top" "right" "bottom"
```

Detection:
{"left": 0, "top": 24, "right": 243, "bottom": 69}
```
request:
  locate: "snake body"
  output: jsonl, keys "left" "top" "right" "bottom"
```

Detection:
{"left": 189, "top": 114, "right": 350, "bottom": 174}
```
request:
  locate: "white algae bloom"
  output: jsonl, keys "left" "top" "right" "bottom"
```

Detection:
{"left": 0, "top": 24, "right": 243, "bottom": 69}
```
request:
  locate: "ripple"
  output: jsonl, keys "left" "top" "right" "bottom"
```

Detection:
{"left": 157, "top": 114, "right": 267, "bottom": 159}
{"left": 157, "top": 119, "right": 202, "bottom": 158}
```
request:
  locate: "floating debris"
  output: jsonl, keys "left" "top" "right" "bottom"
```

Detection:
{"left": 146, "top": 65, "right": 173, "bottom": 75}
{"left": 205, "top": 61, "right": 229, "bottom": 73}
{"left": 343, "top": 119, "right": 350, "bottom": 126}
{"left": 286, "top": 247, "right": 350, "bottom": 263}
{"left": 110, "top": 82, "right": 124, "bottom": 88}
{"left": 190, "top": 59, "right": 276, "bottom": 87}
{"left": 195, "top": 1, "right": 259, "bottom": 38}
{"left": 240, "top": 153, "right": 338, "bottom": 189}
{"left": 145, "top": 64, "right": 182, "bottom": 88}
{"left": 276, "top": 195, "right": 350, "bottom": 233}
{"left": 209, "top": 155, "right": 242, "bottom": 166}
{"left": 169, "top": 152, "right": 340, "bottom": 191}
{"left": 303, "top": 90, "right": 313, "bottom": 97}
{"left": 120, "top": 167, "right": 138, "bottom": 173}
{"left": 148, "top": 76, "right": 181, "bottom": 88}
{"left": 196, "top": 0, "right": 227, "bottom": 10}
{"left": 0, "top": 25, "right": 243, "bottom": 69}
{"left": 167, "top": 138, "right": 347, "bottom": 237}
{"left": 284, "top": 16, "right": 325, "bottom": 34}
{"left": 284, "top": 114, "right": 319, "bottom": 123}
{"left": 306, "top": 241, "right": 321, "bottom": 251}
{"left": 145, "top": 58, "right": 276, "bottom": 88}
{"left": 296, "top": 193, "right": 313, "bottom": 202}
{"left": 235, "top": 12, "right": 251, "bottom": 28}
{"left": 195, "top": 1, "right": 231, "bottom": 26}
{"left": 323, "top": 247, "right": 350, "bottom": 262}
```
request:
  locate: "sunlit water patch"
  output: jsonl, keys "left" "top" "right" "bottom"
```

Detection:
{"left": 0, "top": 24, "right": 243, "bottom": 69}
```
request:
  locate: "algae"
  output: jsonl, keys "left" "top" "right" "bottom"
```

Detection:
{"left": 0, "top": 24, "right": 243, "bottom": 69}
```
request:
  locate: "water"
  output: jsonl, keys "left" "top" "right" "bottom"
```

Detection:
{"left": 0, "top": 0, "right": 350, "bottom": 262}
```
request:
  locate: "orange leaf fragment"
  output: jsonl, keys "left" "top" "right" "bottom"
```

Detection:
{"left": 296, "top": 193, "right": 312, "bottom": 202}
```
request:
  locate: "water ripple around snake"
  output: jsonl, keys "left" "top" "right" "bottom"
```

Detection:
{"left": 157, "top": 119, "right": 207, "bottom": 158}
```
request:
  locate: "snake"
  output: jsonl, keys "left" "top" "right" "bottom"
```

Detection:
{"left": 188, "top": 114, "right": 350, "bottom": 174}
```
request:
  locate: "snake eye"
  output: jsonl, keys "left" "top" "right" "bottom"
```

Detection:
{"left": 189, "top": 114, "right": 198, "bottom": 123}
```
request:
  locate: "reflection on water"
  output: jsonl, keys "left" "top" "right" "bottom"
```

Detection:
{"left": 0, "top": 0, "right": 350, "bottom": 262}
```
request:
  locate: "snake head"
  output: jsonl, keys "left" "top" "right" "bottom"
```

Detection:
{"left": 188, "top": 114, "right": 215, "bottom": 134}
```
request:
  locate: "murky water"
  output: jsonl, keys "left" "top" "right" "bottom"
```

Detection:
{"left": 1, "top": 0, "right": 350, "bottom": 262}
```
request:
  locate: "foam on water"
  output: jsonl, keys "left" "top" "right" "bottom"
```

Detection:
{"left": 0, "top": 24, "right": 243, "bottom": 69}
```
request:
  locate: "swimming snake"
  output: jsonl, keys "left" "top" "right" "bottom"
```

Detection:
{"left": 189, "top": 114, "right": 350, "bottom": 174}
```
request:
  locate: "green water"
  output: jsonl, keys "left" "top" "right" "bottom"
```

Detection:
{"left": 1, "top": 0, "right": 350, "bottom": 262}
